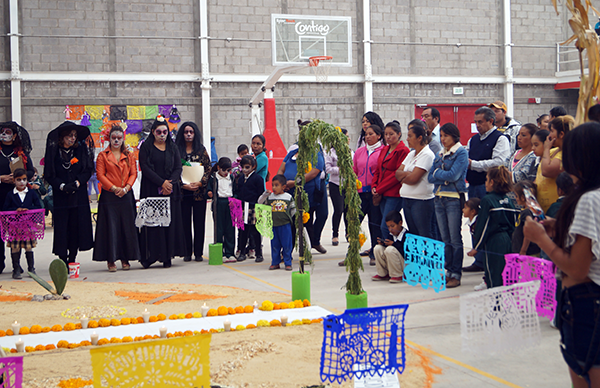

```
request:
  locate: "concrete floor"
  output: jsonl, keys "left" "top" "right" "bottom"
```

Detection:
{"left": 0, "top": 199, "right": 571, "bottom": 388}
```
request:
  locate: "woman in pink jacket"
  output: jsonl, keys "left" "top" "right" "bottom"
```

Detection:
{"left": 344, "top": 125, "right": 385, "bottom": 266}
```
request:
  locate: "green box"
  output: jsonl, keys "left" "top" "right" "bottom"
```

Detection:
{"left": 345, "top": 291, "right": 368, "bottom": 310}
{"left": 291, "top": 271, "right": 311, "bottom": 302}
{"left": 208, "top": 243, "right": 223, "bottom": 265}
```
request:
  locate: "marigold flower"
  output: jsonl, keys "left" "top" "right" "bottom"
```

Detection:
{"left": 143, "top": 335, "right": 152, "bottom": 340}
{"left": 235, "top": 325, "right": 246, "bottom": 331}
{"left": 75, "top": 323, "right": 82, "bottom": 329}
{"left": 168, "top": 314, "right": 177, "bottom": 320}
{"left": 134, "top": 336, "right": 143, "bottom": 342}
{"left": 0, "top": 330, "right": 5, "bottom": 337}
{"left": 270, "top": 319, "right": 282, "bottom": 327}
{"left": 30, "top": 325, "right": 42, "bottom": 334}
{"left": 41, "top": 327, "right": 51, "bottom": 333}
{"left": 45, "top": 344, "right": 56, "bottom": 350}
{"left": 149, "top": 316, "right": 158, "bottom": 323}
{"left": 19, "top": 327, "right": 30, "bottom": 335}
{"left": 99, "top": 319, "right": 110, "bottom": 327}
{"left": 207, "top": 309, "right": 218, "bottom": 316}
{"left": 311, "top": 318, "right": 322, "bottom": 324}
{"left": 279, "top": 302, "right": 288, "bottom": 309}
{"left": 10, "top": 348, "right": 17, "bottom": 353}
{"left": 67, "top": 343, "right": 79, "bottom": 349}
{"left": 51, "top": 324, "right": 62, "bottom": 332}
{"left": 294, "top": 300, "right": 304, "bottom": 308}
{"left": 166, "top": 333, "right": 174, "bottom": 338}
{"left": 152, "top": 335, "right": 159, "bottom": 339}
{"left": 25, "top": 346, "right": 35, "bottom": 352}
{"left": 62, "top": 323, "right": 75, "bottom": 331}
{"left": 97, "top": 338, "right": 109, "bottom": 345}
{"left": 227, "top": 307, "right": 235, "bottom": 315}
{"left": 243, "top": 305, "right": 253, "bottom": 313}
{"left": 273, "top": 303, "right": 280, "bottom": 310}
{"left": 209, "top": 328, "right": 218, "bottom": 334}
{"left": 234, "top": 306, "right": 244, "bottom": 314}
{"left": 70, "top": 157, "right": 79, "bottom": 165}
{"left": 34, "top": 344, "right": 45, "bottom": 351}
{"left": 121, "top": 318, "right": 131, "bottom": 325}
{"left": 6, "top": 330, "right": 13, "bottom": 336}
{"left": 304, "top": 161, "right": 313, "bottom": 173}
{"left": 110, "top": 319, "right": 120, "bottom": 327}
{"left": 122, "top": 336, "right": 133, "bottom": 343}
{"left": 110, "top": 337, "right": 122, "bottom": 344}
{"left": 287, "top": 302, "right": 295, "bottom": 309}
{"left": 356, "top": 179, "right": 363, "bottom": 190}
{"left": 201, "top": 329, "right": 209, "bottom": 334}
{"left": 57, "top": 340, "right": 69, "bottom": 349}
{"left": 184, "top": 330, "right": 194, "bottom": 336}
{"left": 129, "top": 318, "right": 138, "bottom": 324}
{"left": 137, "top": 317, "right": 145, "bottom": 323}
{"left": 185, "top": 313, "right": 193, "bottom": 319}
{"left": 260, "top": 300, "right": 274, "bottom": 311}
{"left": 302, "top": 318, "right": 312, "bottom": 325}
{"left": 359, "top": 233, "right": 366, "bottom": 247}
{"left": 79, "top": 341, "right": 92, "bottom": 347}
{"left": 246, "top": 324, "right": 256, "bottom": 329}
{"left": 302, "top": 212, "right": 310, "bottom": 224}
{"left": 303, "top": 299, "right": 311, "bottom": 307}
{"left": 192, "top": 312, "right": 202, "bottom": 318}
{"left": 291, "top": 319, "right": 302, "bottom": 326}
{"left": 217, "top": 306, "right": 228, "bottom": 316}
{"left": 177, "top": 313, "right": 186, "bottom": 319}
{"left": 157, "top": 313, "right": 167, "bottom": 321}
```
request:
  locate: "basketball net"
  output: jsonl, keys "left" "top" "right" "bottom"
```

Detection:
{"left": 309, "top": 56, "right": 333, "bottom": 83}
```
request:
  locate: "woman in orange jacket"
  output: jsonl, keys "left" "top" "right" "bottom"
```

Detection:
{"left": 92, "top": 124, "right": 140, "bottom": 271}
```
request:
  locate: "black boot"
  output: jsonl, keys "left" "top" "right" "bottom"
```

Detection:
{"left": 11, "top": 252, "right": 22, "bottom": 279}
{"left": 25, "top": 251, "right": 35, "bottom": 275}
{"left": 0, "top": 256, "right": 4, "bottom": 274}
{"left": 59, "top": 256, "right": 69, "bottom": 266}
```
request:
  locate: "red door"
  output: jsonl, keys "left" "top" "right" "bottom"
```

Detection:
{"left": 415, "top": 104, "right": 483, "bottom": 145}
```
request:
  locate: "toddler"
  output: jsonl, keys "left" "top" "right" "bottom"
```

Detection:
{"left": 371, "top": 211, "right": 407, "bottom": 284}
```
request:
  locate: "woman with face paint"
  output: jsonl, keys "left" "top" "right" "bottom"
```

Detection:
{"left": 138, "top": 116, "right": 186, "bottom": 268}
{"left": 43, "top": 121, "right": 95, "bottom": 266}
{"left": 93, "top": 125, "right": 141, "bottom": 271}
{"left": 0, "top": 122, "right": 34, "bottom": 276}
{"left": 175, "top": 121, "right": 211, "bottom": 262}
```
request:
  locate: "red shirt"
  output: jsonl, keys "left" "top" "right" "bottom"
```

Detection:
{"left": 372, "top": 142, "right": 410, "bottom": 197}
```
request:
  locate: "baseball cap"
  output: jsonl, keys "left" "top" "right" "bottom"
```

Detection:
{"left": 488, "top": 101, "right": 507, "bottom": 111}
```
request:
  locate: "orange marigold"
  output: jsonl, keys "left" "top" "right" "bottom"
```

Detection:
{"left": 6, "top": 330, "right": 13, "bottom": 336}
{"left": 67, "top": 343, "right": 79, "bottom": 349}
{"left": 227, "top": 307, "right": 235, "bottom": 315}
{"left": 63, "top": 323, "right": 76, "bottom": 331}
{"left": 19, "top": 327, "right": 30, "bottom": 335}
{"left": 303, "top": 299, "right": 311, "bottom": 307}
{"left": 51, "top": 325, "right": 62, "bottom": 332}
{"left": 185, "top": 313, "right": 193, "bottom": 319}
{"left": 209, "top": 328, "right": 218, "bottom": 334}
{"left": 149, "top": 316, "right": 158, "bottom": 323}
{"left": 134, "top": 336, "right": 143, "bottom": 342}
{"left": 311, "top": 319, "right": 322, "bottom": 324}
{"left": 184, "top": 330, "right": 194, "bottom": 337}
{"left": 157, "top": 313, "right": 167, "bottom": 321}
{"left": 110, "top": 319, "right": 121, "bottom": 326}
{"left": 168, "top": 314, "right": 178, "bottom": 320}
{"left": 75, "top": 323, "right": 82, "bottom": 330}
{"left": 130, "top": 317, "right": 138, "bottom": 324}
{"left": 246, "top": 324, "right": 256, "bottom": 329}
{"left": 57, "top": 340, "right": 69, "bottom": 349}
{"left": 201, "top": 329, "right": 209, "bottom": 334}
{"left": 174, "top": 331, "right": 183, "bottom": 337}
{"left": 143, "top": 335, "right": 153, "bottom": 340}
{"left": 45, "top": 344, "right": 56, "bottom": 350}
{"left": 97, "top": 338, "right": 109, "bottom": 345}
{"left": 217, "top": 306, "right": 228, "bottom": 316}
{"left": 122, "top": 336, "right": 133, "bottom": 343}
{"left": 34, "top": 344, "right": 45, "bottom": 351}
{"left": 294, "top": 300, "right": 304, "bottom": 308}
{"left": 273, "top": 303, "right": 281, "bottom": 310}
{"left": 88, "top": 321, "right": 98, "bottom": 329}
{"left": 207, "top": 309, "right": 218, "bottom": 317}
{"left": 99, "top": 319, "right": 110, "bottom": 327}
{"left": 25, "top": 346, "right": 34, "bottom": 352}
{"left": 110, "top": 337, "right": 122, "bottom": 344}
{"left": 79, "top": 341, "right": 92, "bottom": 347}
{"left": 279, "top": 302, "right": 289, "bottom": 309}
{"left": 30, "top": 325, "right": 42, "bottom": 334}
{"left": 137, "top": 317, "right": 145, "bottom": 323}
{"left": 243, "top": 305, "right": 253, "bottom": 313}
{"left": 166, "top": 333, "right": 174, "bottom": 338}
{"left": 0, "top": 330, "right": 6, "bottom": 337}
{"left": 270, "top": 319, "right": 282, "bottom": 327}
{"left": 234, "top": 306, "right": 244, "bottom": 314}
{"left": 152, "top": 335, "right": 159, "bottom": 339}
{"left": 10, "top": 349, "right": 17, "bottom": 353}
{"left": 121, "top": 318, "right": 131, "bottom": 325}
{"left": 41, "top": 327, "right": 51, "bottom": 333}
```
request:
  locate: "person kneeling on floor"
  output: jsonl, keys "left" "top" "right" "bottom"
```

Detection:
{"left": 372, "top": 211, "right": 407, "bottom": 283}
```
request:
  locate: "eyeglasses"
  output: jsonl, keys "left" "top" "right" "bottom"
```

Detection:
{"left": 155, "top": 130, "right": 169, "bottom": 135}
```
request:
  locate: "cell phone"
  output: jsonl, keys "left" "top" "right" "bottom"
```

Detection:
{"left": 523, "top": 187, "right": 545, "bottom": 220}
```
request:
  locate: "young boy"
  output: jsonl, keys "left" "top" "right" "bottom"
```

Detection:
{"left": 4, "top": 168, "right": 43, "bottom": 279}
{"left": 258, "top": 174, "right": 296, "bottom": 271}
{"left": 372, "top": 211, "right": 407, "bottom": 283}
{"left": 233, "top": 144, "right": 250, "bottom": 258}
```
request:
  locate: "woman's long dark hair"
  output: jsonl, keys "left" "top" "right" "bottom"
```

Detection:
{"left": 175, "top": 121, "right": 206, "bottom": 157}
{"left": 141, "top": 117, "right": 178, "bottom": 178}
{"left": 555, "top": 122, "right": 600, "bottom": 249}
{"left": 359, "top": 112, "right": 385, "bottom": 146}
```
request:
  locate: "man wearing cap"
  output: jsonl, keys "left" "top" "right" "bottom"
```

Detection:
{"left": 488, "top": 101, "right": 521, "bottom": 153}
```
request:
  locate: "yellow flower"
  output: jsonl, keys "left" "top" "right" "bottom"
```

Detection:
{"left": 356, "top": 179, "right": 362, "bottom": 190}
{"left": 177, "top": 313, "right": 186, "bottom": 319}
{"left": 110, "top": 319, "right": 121, "bottom": 327}
{"left": 302, "top": 212, "right": 310, "bottom": 224}
{"left": 260, "top": 300, "right": 274, "bottom": 311}
{"left": 235, "top": 325, "right": 246, "bottom": 331}
{"left": 157, "top": 313, "right": 167, "bottom": 321}
{"left": 291, "top": 319, "right": 303, "bottom": 326}
{"left": 257, "top": 320, "right": 270, "bottom": 327}
{"left": 207, "top": 309, "right": 218, "bottom": 317}
{"left": 294, "top": 300, "right": 304, "bottom": 308}
{"left": 303, "top": 299, "right": 311, "bottom": 307}
{"left": 304, "top": 161, "right": 312, "bottom": 173}
{"left": 279, "top": 302, "right": 288, "bottom": 309}
{"left": 30, "top": 325, "right": 42, "bottom": 334}
{"left": 192, "top": 312, "right": 201, "bottom": 318}
{"left": 302, "top": 318, "right": 312, "bottom": 324}
{"left": 122, "top": 336, "right": 133, "bottom": 343}
{"left": 270, "top": 319, "right": 282, "bottom": 327}
{"left": 359, "top": 233, "right": 366, "bottom": 248}
{"left": 335, "top": 126, "right": 341, "bottom": 132}
{"left": 287, "top": 302, "right": 295, "bottom": 309}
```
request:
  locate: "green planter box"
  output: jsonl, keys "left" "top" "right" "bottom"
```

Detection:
{"left": 291, "top": 271, "right": 311, "bottom": 302}
{"left": 208, "top": 243, "right": 223, "bottom": 265}
{"left": 345, "top": 291, "right": 368, "bottom": 309}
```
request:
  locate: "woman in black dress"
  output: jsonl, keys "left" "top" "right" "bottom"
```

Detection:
{"left": 138, "top": 116, "right": 185, "bottom": 268}
{"left": 43, "top": 121, "right": 94, "bottom": 265}
{"left": 175, "top": 121, "right": 211, "bottom": 262}
{"left": 0, "top": 121, "right": 34, "bottom": 275}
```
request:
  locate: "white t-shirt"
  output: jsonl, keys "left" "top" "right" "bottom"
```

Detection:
{"left": 565, "top": 188, "right": 600, "bottom": 285}
{"left": 399, "top": 145, "right": 435, "bottom": 200}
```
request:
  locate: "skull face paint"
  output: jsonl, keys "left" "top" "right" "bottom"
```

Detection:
{"left": 154, "top": 125, "right": 169, "bottom": 143}
{"left": 183, "top": 126, "right": 195, "bottom": 143}
{"left": 62, "top": 130, "right": 77, "bottom": 148}
{"left": 110, "top": 131, "right": 124, "bottom": 149}
{"left": 0, "top": 128, "right": 14, "bottom": 144}
{"left": 14, "top": 176, "right": 28, "bottom": 190}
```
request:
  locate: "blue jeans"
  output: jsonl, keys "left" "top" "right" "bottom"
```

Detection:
{"left": 403, "top": 198, "right": 434, "bottom": 238}
{"left": 359, "top": 192, "right": 382, "bottom": 253}
{"left": 434, "top": 196, "right": 464, "bottom": 279}
{"left": 271, "top": 224, "right": 293, "bottom": 266}
{"left": 379, "top": 196, "right": 403, "bottom": 237}
{"left": 467, "top": 183, "right": 487, "bottom": 269}
{"left": 313, "top": 192, "right": 329, "bottom": 246}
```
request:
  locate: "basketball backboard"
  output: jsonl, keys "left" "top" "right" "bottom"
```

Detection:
{"left": 271, "top": 14, "right": 352, "bottom": 67}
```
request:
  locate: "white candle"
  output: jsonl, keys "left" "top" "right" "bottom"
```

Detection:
{"left": 281, "top": 315, "right": 288, "bottom": 327}
{"left": 11, "top": 321, "right": 20, "bottom": 336}
{"left": 159, "top": 326, "right": 167, "bottom": 338}
{"left": 142, "top": 308, "right": 150, "bottom": 323}
{"left": 201, "top": 303, "right": 209, "bottom": 317}
{"left": 15, "top": 338, "right": 24, "bottom": 353}
{"left": 223, "top": 319, "right": 231, "bottom": 332}
{"left": 253, "top": 301, "right": 258, "bottom": 311}
{"left": 80, "top": 315, "right": 89, "bottom": 329}
{"left": 90, "top": 331, "right": 99, "bottom": 346}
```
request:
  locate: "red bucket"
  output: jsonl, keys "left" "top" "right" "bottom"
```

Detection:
{"left": 68, "top": 263, "right": 80, "bottom": 279}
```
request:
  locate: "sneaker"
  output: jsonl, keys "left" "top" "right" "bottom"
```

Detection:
{"left": 183, "top": 256, "right": 192, "bottom": 262}
{"left": 372, "top": 274, "right": 390, "bottom": 281}
{"left": 369, "top": 258, "right": 376, "bottom": 266}
{"left": 269, "top": 265, "right": 280, "bottom": 270}
{"left": 360, "top": 249, "right": 371, "bottom": 257}
{"left": 285, "top": 265, "right": 293, "bottom": 271}
{"left": 12, "top": 271, "right": 22, "bottom": 279}
{"left": 255, "top": 256, "right": 264, "bottom": 263}
{"left": 389, "top": 277, "right": 403, "bottom": 283}
{"left": 248, "top": 249, "right": 256, "bottom": 260}
{"left": 237, "top": 254, "right": 247, "bottom": 262}
{"left": 474, "top": 281, "right": 487, "bottom": 291}
{"left": 235, "top": 250, "right": 241, "bottom": 258}
{"left": 223, "top": 256, "right": 237, "bottom": 263}
{"left": 446, "top": 278, "right": 461, "bottom": 288}
{"left": 313, "top": 244, "right": 327, "bottom": 254}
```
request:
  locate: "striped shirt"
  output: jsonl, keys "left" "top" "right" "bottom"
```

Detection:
{"left": 566, "top": 188, "right": 600, "bottom": 285}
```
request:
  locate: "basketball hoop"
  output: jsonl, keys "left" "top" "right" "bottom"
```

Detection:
{"left": 309, "top": 56, "right": 333, "bottom": 82}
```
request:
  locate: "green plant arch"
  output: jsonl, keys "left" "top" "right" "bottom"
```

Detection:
{"left": 294, "top": 119, "right": 364, "bottom": 295}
